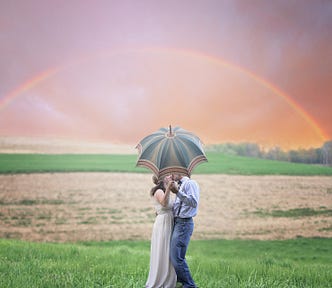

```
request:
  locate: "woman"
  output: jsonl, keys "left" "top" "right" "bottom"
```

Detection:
{"left": 145, "top": 175, "right": 177, "bottom": 288}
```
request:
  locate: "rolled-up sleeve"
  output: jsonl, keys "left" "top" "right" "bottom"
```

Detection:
{"left": 177, "top": 181, "right": 199, "bottom": 208}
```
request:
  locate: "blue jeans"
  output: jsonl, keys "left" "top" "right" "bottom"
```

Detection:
{"left": 170, "top": 218, "right": 196, "bottom": 288}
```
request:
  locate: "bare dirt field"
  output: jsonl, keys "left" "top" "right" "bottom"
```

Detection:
{"left": 1, "top": 173, "right": 331, "bottom": 242}
{"left": 1, "top": 137, "right": 331, "bottom": 242}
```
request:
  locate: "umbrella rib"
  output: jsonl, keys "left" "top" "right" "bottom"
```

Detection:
{"left": 136, "top": 159, "right": 159, "bottom": 176}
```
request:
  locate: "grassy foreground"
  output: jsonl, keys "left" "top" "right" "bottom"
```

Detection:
{"left": 1, "top": 152, "right": 332, "bottom": 175}
{"left": 0, "top": 238, "right": 331, "bottom": 288}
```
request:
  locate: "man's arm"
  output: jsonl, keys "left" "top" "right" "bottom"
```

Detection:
{"left": 176, "top": 181, "right": 199, "bottom": 208}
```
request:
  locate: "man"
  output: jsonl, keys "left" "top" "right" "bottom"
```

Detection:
{"left": 170, "top": 173, "right": 199, "bottom": 288}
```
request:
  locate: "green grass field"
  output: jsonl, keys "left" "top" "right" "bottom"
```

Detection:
{"left": 1, "top": 152, "right": 332, "bottom": 175}
{"left": 0, "top": 238, "right": 331, "bottom": 288}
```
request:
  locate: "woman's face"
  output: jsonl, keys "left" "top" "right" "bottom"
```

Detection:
{"left": 164, "top": 175, "right": 173, "bottom": 185}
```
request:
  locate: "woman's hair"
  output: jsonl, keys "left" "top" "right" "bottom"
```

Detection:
{"left": 152, "top": 175, "right": 158, "bottom": 185}
{"left": 150, "top": 175, "right": 165, "bottom": 196}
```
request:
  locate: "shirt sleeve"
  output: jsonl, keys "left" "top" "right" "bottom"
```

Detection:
{"left": 177, "top": 180, "right": 199, "bottom": 208}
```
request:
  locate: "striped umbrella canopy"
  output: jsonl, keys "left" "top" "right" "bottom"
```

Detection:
{"left": 136, "top": 126, "right": 207, "bottom": 179}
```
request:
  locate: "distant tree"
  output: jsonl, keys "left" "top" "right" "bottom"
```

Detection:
{"left": 206, "top": 140, "right": 332, "bottom": 166}
{"left": 308, "top": 148, "right": 320, "bottom": 164}
{"left": 246, "top": 143, "right": 261, "bottom": 158}
{"left": 233, "top": 142, "right": 261, "bottom": 158}
{"left": 264, "top": 146, "right": 288, "bottom": 161}
{"left": 322, "top": 141, "right": 332, "bottom": 165}
{"left": 289, "top": 149, "right": 300, "bottom": 163}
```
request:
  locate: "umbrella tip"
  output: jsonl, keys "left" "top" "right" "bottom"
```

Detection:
{"left": 168, "top": 125, "right": 174, "bottom": 137}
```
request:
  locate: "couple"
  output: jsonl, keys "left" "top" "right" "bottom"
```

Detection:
{"left": 145, "top": 173, "right": 199, "bottom": 288}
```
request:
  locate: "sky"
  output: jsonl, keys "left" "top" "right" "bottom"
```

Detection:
{"left": 0, "top": 0, "right": 331, "bottom": 150}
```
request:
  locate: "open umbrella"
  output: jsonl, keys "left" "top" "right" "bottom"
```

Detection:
{"left": 136, "top": 125, "right": 207, "bottom": 179}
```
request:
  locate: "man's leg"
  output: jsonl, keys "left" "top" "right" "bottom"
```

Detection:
{"left": 170, "top": 219, "right": 196, "bottom": 288}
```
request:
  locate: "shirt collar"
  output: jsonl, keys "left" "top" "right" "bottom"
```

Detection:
{"left": 180, "top": 176, "right": 190, "bottom": 183}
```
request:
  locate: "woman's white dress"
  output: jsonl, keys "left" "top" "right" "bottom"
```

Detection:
{"left": 145, "top": 196, "right": 177, "bottom": 288}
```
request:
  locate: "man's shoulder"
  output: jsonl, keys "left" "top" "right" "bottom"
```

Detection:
{"left": 183, "top": 178, "right": 198, "bottom": 188}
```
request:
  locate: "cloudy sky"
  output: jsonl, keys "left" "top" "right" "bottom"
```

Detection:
{"left": 0, "top": 0, "right": 331, "bottom": 149}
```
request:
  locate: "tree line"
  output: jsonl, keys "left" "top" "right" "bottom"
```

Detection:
{"left": 206, "top": 141, "right": 332, "bottom": 166}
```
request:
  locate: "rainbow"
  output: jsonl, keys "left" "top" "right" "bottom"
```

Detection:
{"left": 0, "top": 47, "right": 327, "bottom": 142}
{"left": 0, "top": 49, "right": 125, "bottom": 112}
{"left": 0, "top": 66, "right": 61, "bottom": 111}
{"left": 144, "top": 47, "right": 328, "bottom": 142}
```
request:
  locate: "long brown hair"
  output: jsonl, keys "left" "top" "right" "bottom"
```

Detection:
{"left": 150, "top": 175, "right": 165, "bottom": 196}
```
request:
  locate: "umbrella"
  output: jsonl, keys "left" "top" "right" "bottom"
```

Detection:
{"left": 136, "top": 125, "right": 207, "bottom": 179}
